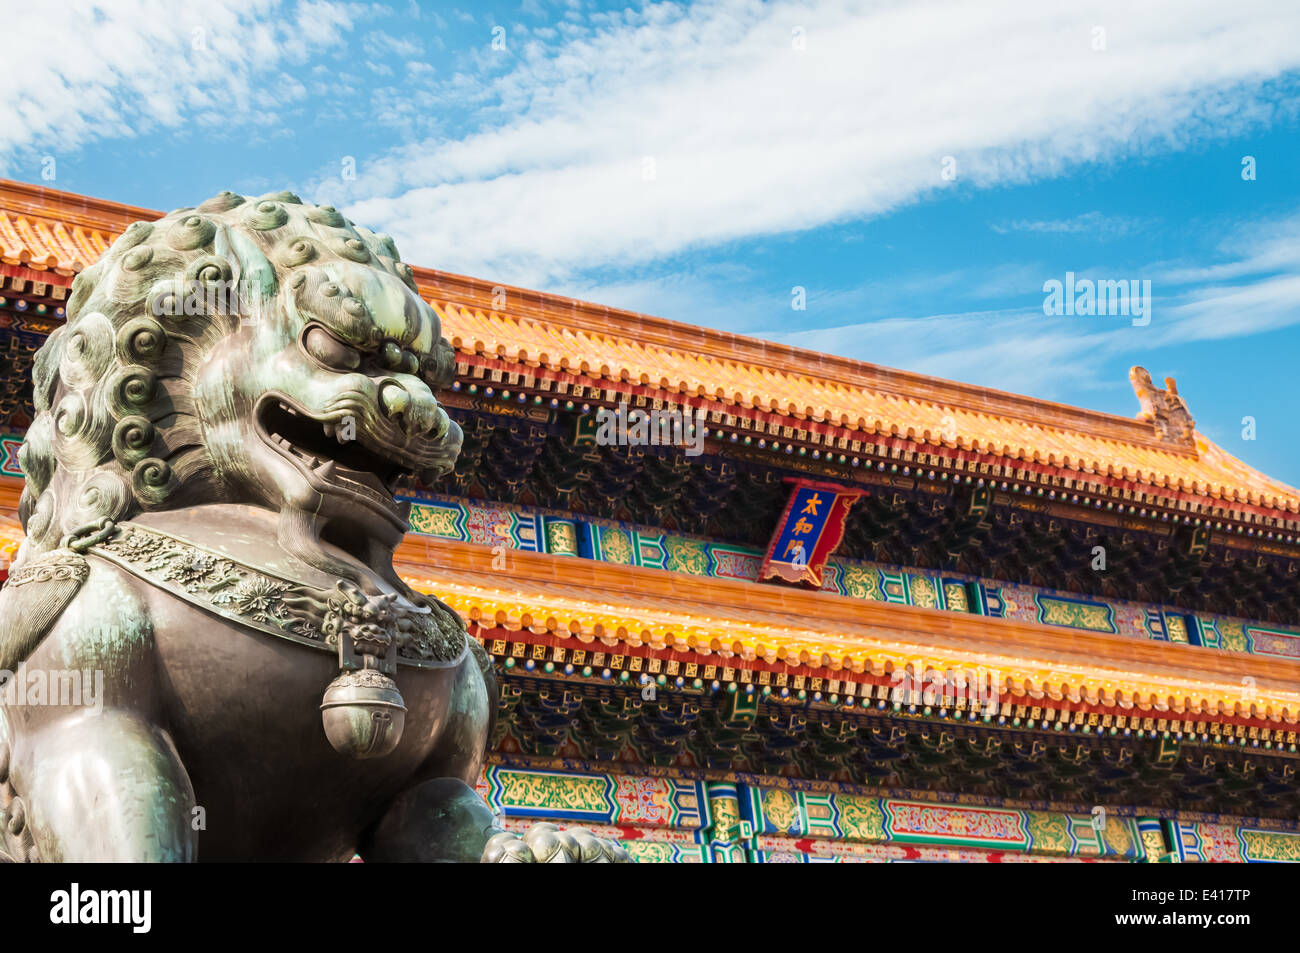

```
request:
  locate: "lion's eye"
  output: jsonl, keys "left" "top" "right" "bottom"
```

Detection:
{"left": 304, "top": 326, "right": 360, "bottom": 370}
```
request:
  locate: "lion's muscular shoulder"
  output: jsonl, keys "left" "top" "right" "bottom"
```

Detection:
{"left": 0, "top": 549, "right": 89, "bottom": 673}
{"left": 0, "top": 551, "right": 154, "bottom": 675}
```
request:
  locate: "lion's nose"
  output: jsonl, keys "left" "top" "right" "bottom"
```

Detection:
{"left": 380, "top": 381, "right": 446, "bottom": 438}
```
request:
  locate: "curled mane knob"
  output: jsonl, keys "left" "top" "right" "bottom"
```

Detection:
{"left": 306, "top": 204, "right": 345, "bottom": 227}
{"left": 186, "top": 254, "right": 234, "bottom": 288}
{"left": 246, "top": 201, "right": 289, "bottom": 231}
{"left": 115, "top": 317, "right": 168, "bottom": 364}
{"left": 197, "top": 191, "right": 245, "bottom": 213}
{"left": 320, "top": 669, "right": 406, "bottom": 759}
{"left": 122, "top": 245, "right": 154, "bottom": 272}
{"left": 106, "top": 365, "right": 159, "bottom": 418}
{"left": 281, "top": 238, "right": 318, "bottom": 267}
{"left": 338, "top": 237, "right": 371, "bottom": 263}
{"left": 131, "top": 457, "right": 178, "bottom": 505}
{"left": 166, "top": 215, "right": 216, "bottom": 251}
{"left": 112, "top": 415, "right": 157, "bottom": 467}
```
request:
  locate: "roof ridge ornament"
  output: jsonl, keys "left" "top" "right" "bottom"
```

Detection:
{"left": 1129, "top": 366, "right": 1196, "bottom": 448}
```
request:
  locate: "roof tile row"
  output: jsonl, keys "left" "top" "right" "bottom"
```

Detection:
{"left": 0, "top": 211, "right": 114, "bottom": 275}
{"left": 434, "top": 301, "right": 1300, "bottom": 513}
{"left": 0, "top": 180, "right": 1295, "bottom": 515}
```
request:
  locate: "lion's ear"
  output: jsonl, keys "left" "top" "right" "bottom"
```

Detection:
{"left": 222, "top": 225, "right": 278, "bottom": 306}
{"left": 65, "top": 259, "right": 103, "bottom": 321}
{"left": 31, "top": 325, "right": 66, "bottom": 414}
{"left": 17, "top": 486, "right": 34, "bottom": 530}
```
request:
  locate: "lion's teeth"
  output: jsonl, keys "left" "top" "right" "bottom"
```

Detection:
{"left": 316, "top": 460, "right": 336, "bottom": 479}
{"left": 323, "top": 422, "right": 336, "bottom": 438}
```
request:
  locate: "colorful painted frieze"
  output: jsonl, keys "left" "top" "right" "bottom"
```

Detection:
{"left": 127, "top": 487, "right": 1300, "bottom": 663}
{"left": 748, "top": 835, "right": 1109, "bottom": 863}
{"left": 493, "top": 816, "right": 711, "bottom": 863}
{"left": 408, "top": 499, "right": 542, "bottom": 552}
{"left": 1172, "top": 821, "right": 1300, "bottom": 863}
{"left": 473, "top": 765, "right": 1294, "bottom": 863}
{"left": 742, "top": 787, "right": 1141, "bottom": 859}
{"left": 0, "top": 433, "right": 20, "bottom": 478}
{"left": 704, "top": 782, "right": 747, "bottom": 847}
{"left": 479, "top": 765, "right": 706, "bottom": 830}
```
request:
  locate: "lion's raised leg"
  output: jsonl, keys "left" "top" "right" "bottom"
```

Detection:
{"left": 14, "top": 710, "right": 197, "bottom": 862}
{"left": 359, "top": 778, "right": 631, "bottom": 863}
{"left": 360, "top": 641, "right": 501, "bottom": 862}
{"left": 359, "top": 777, "right": 499, "bottom": 862}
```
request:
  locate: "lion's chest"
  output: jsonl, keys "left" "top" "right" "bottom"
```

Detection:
{"left": 150, "top": 593, "right": 463, "bottom": 860}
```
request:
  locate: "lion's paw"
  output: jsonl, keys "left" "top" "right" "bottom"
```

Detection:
{"left": 481, "top": 823, "right": 632, "bottom": 863}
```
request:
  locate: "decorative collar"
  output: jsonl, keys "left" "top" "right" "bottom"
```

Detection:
{"left": 87, "top": 521, "right": 466, "bottom": 668}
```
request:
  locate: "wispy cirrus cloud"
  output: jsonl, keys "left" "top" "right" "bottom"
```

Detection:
{"left": 990, "top": 212, "right": 1144, "bottom": 239}
{"left": 0, "top": 0, "right": 362, "bottom": 169}
{"left": 762, "top": 205, "right": 1300, "bottom": 401}
{"left": 308, "top": 0, "right": 1300, "bottom": 288}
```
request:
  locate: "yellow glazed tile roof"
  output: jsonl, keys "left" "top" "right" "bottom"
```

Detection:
{"left": 0, "top": 210, "right": 114, "bottom": 275}
{"left": 0, "top": 178, "right": 1296, "bottom": 515}
{"left": 394, "top": 542, "right": 1300, "bottom": 725}
{"left": 432, "top": 299, "right": 1300, "bottom": 513}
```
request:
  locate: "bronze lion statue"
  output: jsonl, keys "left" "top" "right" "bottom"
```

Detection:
{"left": 0, "top": 191, "right": 627, "bottom": 863}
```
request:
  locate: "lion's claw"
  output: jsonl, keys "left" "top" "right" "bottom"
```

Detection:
{"left": 481, "top": 823, "right": 632, "bottom": 863}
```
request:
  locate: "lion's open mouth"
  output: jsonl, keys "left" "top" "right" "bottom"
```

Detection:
{"left": 257, "top": 397, "right": 415, "bottom": 507}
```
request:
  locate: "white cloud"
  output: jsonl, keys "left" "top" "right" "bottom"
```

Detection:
{"left": 309, "top": 0, "right": 1300, "bottom": 288}
{"left": 362, "top": 30, "right": 423, "bottom": 60}
{"left": 768, "top": 307, "right": 1121, "bottom": 398}
{"left": 758, "top": 205, "right": 1300, "bottom": 401}
{"left": 0, "top": 0, "right": 361, "bottom": 170}
{"left": 1160, "top": 274, "right": 1300, "bottom": 342}
{"left": 1156, "top": 213, "right": 1300, "bottom": 286}
{"left": 991, "top": 212, "right": 1143, "bottom": 239}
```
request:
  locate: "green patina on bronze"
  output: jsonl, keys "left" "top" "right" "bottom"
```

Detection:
{"left": 0, "top": 192, "right": 628, "bottom": 863}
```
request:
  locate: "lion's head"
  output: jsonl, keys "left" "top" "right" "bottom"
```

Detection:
{"left": 18, "top": 190, "right": 461, "bottom": 578}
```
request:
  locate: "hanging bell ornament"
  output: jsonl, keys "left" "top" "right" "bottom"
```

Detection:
{"left": 320, "top": 667, "right": 406, "bottom": 759}
{"left": 318, "top": 582, "right": 407, "bottom": 758}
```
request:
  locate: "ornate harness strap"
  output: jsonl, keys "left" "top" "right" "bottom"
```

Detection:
{"left": 83, "top": 521, "right": 465, "bottom": 670}
{"left": 81, "top": 520, "right": 469, "bottom": 759}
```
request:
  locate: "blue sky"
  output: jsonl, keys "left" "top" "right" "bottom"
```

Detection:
{"left": 5, "top": 0, "right": 1300, "bottom": 484}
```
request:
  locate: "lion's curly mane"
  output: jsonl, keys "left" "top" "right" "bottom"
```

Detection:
{"left": 16, "top": 190, "right": 455, "bottom": 567}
